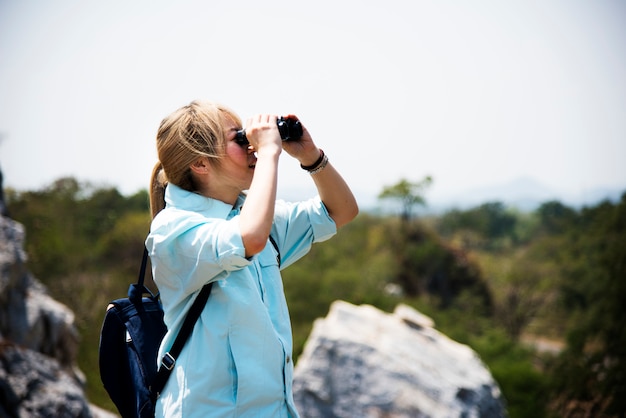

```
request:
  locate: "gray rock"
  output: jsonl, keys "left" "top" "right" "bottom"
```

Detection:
{"left": 0, "top": 343, "right": 91, "bottom": 418}
{"left": 0, "top": 216, "right": 116, "bottom": 417}
{"left": 0, "top": 216, "right": 79, "bottom": 370}
{"left": 293, "top": 301, "right": 507, "bottom": 418}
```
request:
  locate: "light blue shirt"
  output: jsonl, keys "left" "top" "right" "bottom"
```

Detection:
{"left": 145, "top": 184, "right": 336, "bottom": 417}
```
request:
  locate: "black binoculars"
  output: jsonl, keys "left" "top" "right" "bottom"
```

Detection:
{"left": 235, "top": 116, "right": 303, "bottom": 146}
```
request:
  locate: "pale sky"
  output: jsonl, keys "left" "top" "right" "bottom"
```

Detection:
{"left": 1, "top": 0, "right": 625, "bottom": 208}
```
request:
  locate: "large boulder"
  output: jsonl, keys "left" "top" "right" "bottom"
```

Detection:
{"left": 293, "top": 300, "right": 507, "bottom": 418}
{"left": 0, "top": 215, "right": 116, "bottom": 417}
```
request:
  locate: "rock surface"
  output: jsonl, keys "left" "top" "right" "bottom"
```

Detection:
{"left": 0, "top": 215, "right": 116, "bottom": 418}
{"left": 293, "top": 300, "right": 507, "bottom": 418}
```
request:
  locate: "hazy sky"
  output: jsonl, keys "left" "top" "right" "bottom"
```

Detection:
{"left": 1, "top": 0, "right": 625, "bottom": 207}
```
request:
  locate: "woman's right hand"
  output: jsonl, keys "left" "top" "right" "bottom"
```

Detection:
{"left": 244, "top": 114, "right": 282, "bottom": 157}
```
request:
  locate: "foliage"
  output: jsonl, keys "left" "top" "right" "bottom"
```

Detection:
{"left": 436, "top": 194, "right": 626, "bottom": 417}
{"left": 478, "top": 246, "right": 560, "bottom": 341}
{"left": 378, "top": 176, "right": 432, "bottom": 220}
{"left": 6, "top": 177, "right": 149, "bottom": 282}
{"left": 545, "top": 195, "right": 626, "bottom": 417}
{"left": 535, "top": 200, "right": 578, "bottom": 235}
{"left": 471, "top": 329, "right": 549, "bottom": 418}
{"left": 437, "top": 201, "right": 519, "bottom": 250}
{"left": 5, "top": 177, "right": 626, "bottom": 417}
{"left": 382, "top": 217, "right": 493, "bottom": 311}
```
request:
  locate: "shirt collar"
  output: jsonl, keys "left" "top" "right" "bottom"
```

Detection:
{"left": 164, "top": 183, "right": 245, "bottom": 219}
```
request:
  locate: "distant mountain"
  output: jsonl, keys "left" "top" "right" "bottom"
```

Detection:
{"left": 431, "top": 177, "right": 558, "bottom": 211}
{"left": 463, "top": 179, "right": 621, "bottom": 211}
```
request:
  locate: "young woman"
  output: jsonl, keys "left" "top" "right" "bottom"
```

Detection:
{"left": 145, "top": 100, "right": 358, "bottom": 417}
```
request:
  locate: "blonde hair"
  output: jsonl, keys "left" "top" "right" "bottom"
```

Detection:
{"left": 149, "top": 100, "right": 241, "bottom": 218}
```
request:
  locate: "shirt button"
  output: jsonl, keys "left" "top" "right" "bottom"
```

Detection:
{"left": 286, "top": 356, "right": 291, "bottom": 363}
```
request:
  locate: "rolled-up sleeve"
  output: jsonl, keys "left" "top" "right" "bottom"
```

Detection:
{"left": 272, "top": 196, "right": 337, "bottom": 269}
{"left": 147, "top": 210, "right": 251, "bottom": 298}
{"left": 306, "top": 196, "right": 338, "bottom": 243}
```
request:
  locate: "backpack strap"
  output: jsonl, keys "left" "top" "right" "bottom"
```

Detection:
{"left": 128, "top": 247, "right": 155, "bottom": 304}
{"left": 269, "top": 234, "right": 281, "bottom": 267}
{"left": 137, "top": 247, "right": 149, "bottom": 287}
{"left": 150, "top": 281, "right": 212, "bottom": 401}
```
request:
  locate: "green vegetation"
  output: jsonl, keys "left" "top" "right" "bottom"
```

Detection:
{"left": 5, "top": 177, "right": 626, "bottom": 417}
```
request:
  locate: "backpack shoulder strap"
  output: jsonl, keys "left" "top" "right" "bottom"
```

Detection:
{"left": 268, "top": 235, "right": 281, "bottom": 267}
{"left": 137, "top": 247, "right": 149, "bottom": 287}
{"left": 128, "top": 247, "right": 153, "bottom": 303}
{"left": 150, "top": 282, "right": 212, "bottom": 400}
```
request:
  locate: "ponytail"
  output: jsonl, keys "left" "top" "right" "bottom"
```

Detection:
{"left": 149, "top": 161, "right": 167, "bottom": 219}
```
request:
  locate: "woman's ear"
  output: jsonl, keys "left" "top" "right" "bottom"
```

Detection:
{"left": 190, "top": 157, "right": 210, "bottom": 175}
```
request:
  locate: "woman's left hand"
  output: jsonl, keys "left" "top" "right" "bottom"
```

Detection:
{"left": 280, "top": 115, "right": 322, "bottom": 167}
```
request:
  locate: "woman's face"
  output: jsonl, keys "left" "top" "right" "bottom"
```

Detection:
{"left": 215, "top": 118, "right": 257, "bottom": 194}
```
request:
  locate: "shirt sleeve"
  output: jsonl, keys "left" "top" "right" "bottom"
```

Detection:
{"left": 146, "top": 208, "right": 251, "bottom": 296}
{"left": 271, "top": 196, "right": 337, "bottom": 269}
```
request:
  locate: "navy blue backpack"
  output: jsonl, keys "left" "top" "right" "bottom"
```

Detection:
{"left": 98, "top": 248, "right": 212, "bottom": 417}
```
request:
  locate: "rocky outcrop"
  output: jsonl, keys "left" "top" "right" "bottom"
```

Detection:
{"left": 293, "top": 300, "right": 507, "bottom": 418}
{"left": 0, "top": 215, "right": 115, "bottom": 418}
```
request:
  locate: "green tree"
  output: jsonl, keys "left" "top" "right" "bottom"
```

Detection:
{"left": 438, "top": 201, "right": 517, "bottom": 250}
{"left": 378, "top": 176, "right": 432, "bottom": 221}
{"left": 536, "top": 200, "right": 577, "bottom": 235}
